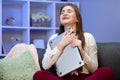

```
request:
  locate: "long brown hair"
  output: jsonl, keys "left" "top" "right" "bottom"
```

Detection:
{"left": 58, "top": 3, "right": 85, "bottom": 49}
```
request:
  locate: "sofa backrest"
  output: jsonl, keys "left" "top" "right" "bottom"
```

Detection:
{"left": 97, "top": 43, "right": 120, "bottom": 80}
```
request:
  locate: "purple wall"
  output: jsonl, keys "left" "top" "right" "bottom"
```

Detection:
{"left": 80, "top": 0, "right": 120, "bottom": 42}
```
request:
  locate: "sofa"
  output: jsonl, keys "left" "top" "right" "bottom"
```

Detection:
{"left": 0, "top": 43, "right": 120, "bottom": 80}
{"left": 37, "top": 42, "right": 120, "bottom": 80}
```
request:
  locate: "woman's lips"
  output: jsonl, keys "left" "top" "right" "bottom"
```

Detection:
{"left": 62, "top": 17, "right": 69, "bottom": 20}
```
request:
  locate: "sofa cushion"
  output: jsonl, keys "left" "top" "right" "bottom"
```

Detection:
{"left": 97, "top": 43, "right": 120, "bottom": 80}
{"left": 0, "top": 51, "right": 37, "bottom": 80}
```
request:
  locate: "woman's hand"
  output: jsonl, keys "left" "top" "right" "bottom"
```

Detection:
{"left": 57, "top": 31, "right": 75, "bottom": 51}
{"left": 71, "top": 36, "right": 85, "bottom": 58}
{"left": 71, "top": 36, "right": 82, "bottom": 49}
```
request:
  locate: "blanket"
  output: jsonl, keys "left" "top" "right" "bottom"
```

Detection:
{"left": 0, "top": 51, "right": 37, "bottom": 80}
{"left": 0, "top": 43, "right": 40, "bottom": 80}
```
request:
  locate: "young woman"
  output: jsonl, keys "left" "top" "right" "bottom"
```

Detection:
{"left": 33, "top": 4, "right": 114, "bottom": 80}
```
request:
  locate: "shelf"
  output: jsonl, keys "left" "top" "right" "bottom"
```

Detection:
{"left": 2, "top": 26, "right": 28, "bottom": 29}
{"left": 2, "top": 1, "right": 29, "bottom": 27}
{"left": 30, "top": 2, "right": 53, "bottom": 27}
{"left": 2, "top": 28, "right": 29, "bottom": 54}
{"left": 0, "top": 0, "right": 79, "bottom": 55}
{"left": 30, "top": 29, "right": 54, "bottom": 43}
{"left": 30, "top": 26, "right": 53, "bottom": 29}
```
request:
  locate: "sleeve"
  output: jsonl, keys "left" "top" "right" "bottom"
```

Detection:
{"left": 83, "top": 33, "right": 98, "bottom": 73}
{"left": 42, "top": 34, "right": 62, "bottom": 70}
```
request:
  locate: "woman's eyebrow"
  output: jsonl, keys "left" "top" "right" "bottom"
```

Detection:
{"left": 67, "top": 9, "right": 73, "bottom": 11}
{"left": 62, "top": 9, "right": 73, "bottom": 12}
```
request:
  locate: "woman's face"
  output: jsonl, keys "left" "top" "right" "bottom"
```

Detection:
{"left": 60, "top": 5, "right": 78, "bottom": 27}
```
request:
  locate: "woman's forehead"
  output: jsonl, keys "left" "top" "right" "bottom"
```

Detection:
{"left": 62, "top": 6, "right": 74, "bottom": 11}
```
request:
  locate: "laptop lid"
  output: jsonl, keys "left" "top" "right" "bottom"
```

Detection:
{"left": 49, "top": 33, "right": 84, "bottom": 77}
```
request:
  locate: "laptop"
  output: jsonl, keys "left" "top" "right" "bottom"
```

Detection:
{"left": 49, "top": 33, "right": 84, "bottom": 77}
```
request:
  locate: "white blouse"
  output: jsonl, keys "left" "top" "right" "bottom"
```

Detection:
{"left": 42, "top": 32, "right": 98, "bottom": 74}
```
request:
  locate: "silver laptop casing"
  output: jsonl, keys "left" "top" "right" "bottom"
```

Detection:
{"left": 49, "top": 33, "right": 84, "bottom": 77}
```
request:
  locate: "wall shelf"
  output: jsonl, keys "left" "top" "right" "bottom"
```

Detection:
{"left": 0, "top": 0, "right": 79, "bottom": 56}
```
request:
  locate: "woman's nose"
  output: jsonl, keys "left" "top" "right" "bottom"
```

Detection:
{"left": 63, "top": 12, "right": 68, "bottom": 16}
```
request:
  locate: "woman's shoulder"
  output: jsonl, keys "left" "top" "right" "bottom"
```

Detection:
{"left": 84, "top": 32, "right": 96, "bottom": 41}
{"left": 84, "top": 32, "right": 96, "bottom": 44}
{"left": 84, "top": 32, "right": 94, "bottom": 38}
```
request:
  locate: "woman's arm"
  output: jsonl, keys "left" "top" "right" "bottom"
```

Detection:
{"left": 42, "top": 34, "right": 62, "bottom": 70}
{"left": 71, "top": 32, "right": 98, "bottom": 73}
{"left": 82, "top": 33, "right": 98, "bottom": 73}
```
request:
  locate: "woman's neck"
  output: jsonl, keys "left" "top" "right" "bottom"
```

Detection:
{"left": 64, "top": 24, "right": 76, "bottom": 33}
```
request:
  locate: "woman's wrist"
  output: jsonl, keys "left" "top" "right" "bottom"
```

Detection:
{"left": 57, "top": 42, "right": 65, "bottom": 52}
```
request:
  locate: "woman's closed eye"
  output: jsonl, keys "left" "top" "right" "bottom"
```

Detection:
{"left": 61, "top": 9, "right": 73, "bottom": 15}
